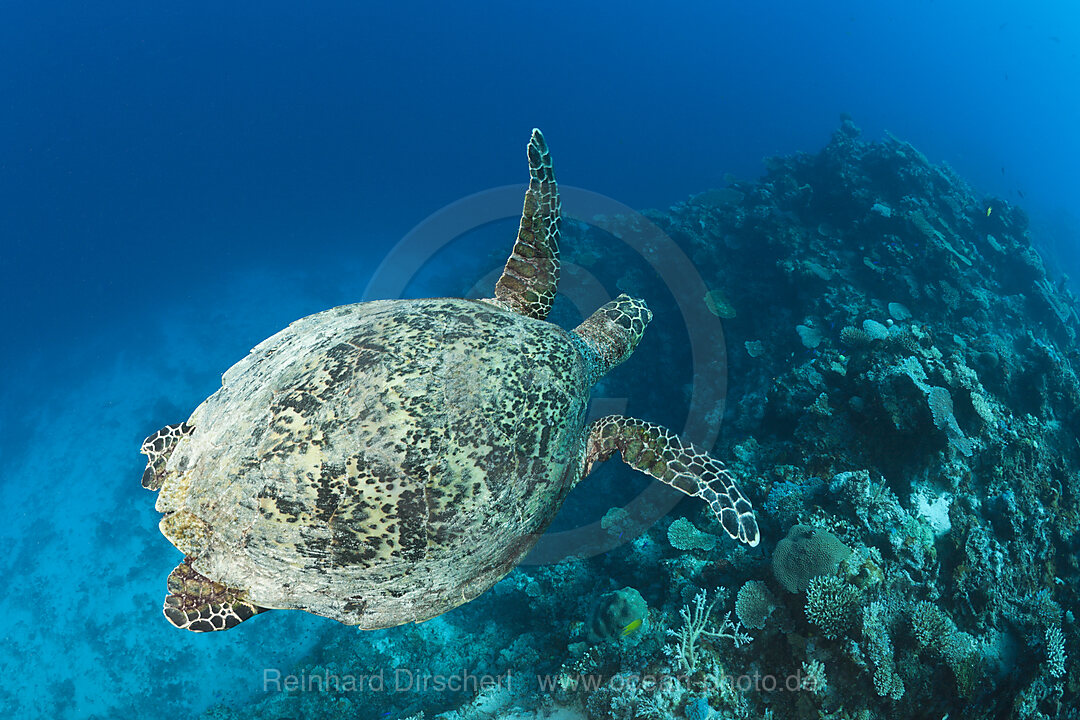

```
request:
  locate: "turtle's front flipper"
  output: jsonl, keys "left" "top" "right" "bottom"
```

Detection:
{"left": 494, "top": 128, "right": 561, "bottom": 320}
{"left": 583, "top": 415, "right": 760, "bottom": 547}
{"left": 140, "top": 422, "right": 193, "bottom": 490}
{"left": 162, "top": 558, "right": 268, "bottom": 632}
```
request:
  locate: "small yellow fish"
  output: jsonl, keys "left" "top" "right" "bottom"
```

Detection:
{"left": 621, "top": 618, "right": 643, "bottom": 637}
{"left": 987, "top": 206, "right": 992, "bottom": 217}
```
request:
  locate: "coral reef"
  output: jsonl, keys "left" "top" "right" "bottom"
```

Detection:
{"left": 202, "top": 119, "right": 1080, "bottom": 719}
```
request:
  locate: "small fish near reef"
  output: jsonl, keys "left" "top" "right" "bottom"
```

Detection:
{"left": 139, "top": 129, "right": 759, "bottom": 633}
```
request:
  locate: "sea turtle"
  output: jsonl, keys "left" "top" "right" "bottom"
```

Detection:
{"left": 141, "top": 129, "right": 759, "bottom": 633}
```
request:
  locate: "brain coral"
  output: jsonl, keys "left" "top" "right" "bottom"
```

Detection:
{"left": 772, "top": 524, "right": 852, "bottom": 593}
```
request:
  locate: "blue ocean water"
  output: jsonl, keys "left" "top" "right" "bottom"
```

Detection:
{"left": 1, "top": 2, "right": 1079, "bottom": 718}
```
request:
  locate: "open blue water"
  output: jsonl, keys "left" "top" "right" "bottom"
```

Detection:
{"left": 1, "top": 2, "right": 1078, "bottom": 717}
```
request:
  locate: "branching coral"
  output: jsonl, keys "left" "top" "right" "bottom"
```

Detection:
{"left": 1045, "top": 626, "right": 1066, "bottom": 679}
{"left": 664, "top": 589, "right": 752, "bottom": 674}
{"left": 864, "top": 601, "right": 905, "bottom": 700}
{"left": 910, "top": 601, "right": 982, "bottom": 696}
{"left": 805, "top": 575, "right": 860, "bottom": 639}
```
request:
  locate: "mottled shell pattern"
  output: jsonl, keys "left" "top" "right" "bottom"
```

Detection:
{"left": 156, "top": 298, "right": 591, "bottom": 628}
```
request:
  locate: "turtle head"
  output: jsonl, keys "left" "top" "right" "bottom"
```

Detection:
{"left": 571, "top": 294, "right": 653, "bottom": 386}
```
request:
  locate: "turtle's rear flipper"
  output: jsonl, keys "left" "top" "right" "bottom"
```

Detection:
{"left": 163, "top": 558, "right": 267, "bottom": 632}
{"left": 140, "top": 422, "right": 193, "bottom": 490}
{"left": 494, "top": 129, "right": 561, "bottom": 320}
{"left": 583, "top": 415, "right": 760, "bottom": 547}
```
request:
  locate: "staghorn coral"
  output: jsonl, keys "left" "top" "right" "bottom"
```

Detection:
{"left": 840, "top": 325, "right": 871, "bottom": 347}
{"left": 864, "top": 601, "right": 905, "bottom": 700}
{"left": 664, "top": 589, "right": 753, "bottom": 674}
{"left": 911, "top": 600, "right": 953, "bottom": 650}
{"left": 910, "top": 601, "right": 983, "bottom": 697}
{"left": 1045, "top": 626, "right": 1066, "bottom": 679}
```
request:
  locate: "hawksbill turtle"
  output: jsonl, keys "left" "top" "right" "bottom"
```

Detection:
{"left": 141, "top": 129, "right": 759, "bottom": 633}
